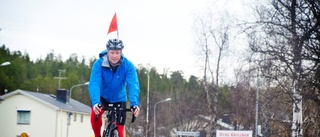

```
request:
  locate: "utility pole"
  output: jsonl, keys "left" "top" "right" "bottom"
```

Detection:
{"left": 54, "top": 69, "right": 67, "bottom": 89}
{"left": 146, "top": 64, "right": 151, "bottom": 137}
{"left": 255, "top": 66, "right": 260, "bottom": 137}
{"left": 146, "top": 72, "right": 150, "bottom": 137}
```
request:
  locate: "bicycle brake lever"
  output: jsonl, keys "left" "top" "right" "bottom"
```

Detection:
{"left": 131, "top": 106, "right": 137, "bottom": 123}
{"left": 95, "top": 114, "right": 99, "bottom": 121}
{"left": 94, "top": 104, "right": 102, "bottom": 121}
{"left": 131, "top": 114, "right": 136, "bottom": 123}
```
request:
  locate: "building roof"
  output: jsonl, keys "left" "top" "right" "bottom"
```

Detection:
{"left": 1, "top": 89, "right": 91, "bottom": 114}
{"left": 198, "top": 115, "right": 235, "bottom": 130}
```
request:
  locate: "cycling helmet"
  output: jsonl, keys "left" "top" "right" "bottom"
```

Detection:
{"left": 106, "top": 39, "right": 124, "bottom": 50}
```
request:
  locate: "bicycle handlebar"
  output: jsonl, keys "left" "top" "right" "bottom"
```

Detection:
{"left": 94, "top": 104, "right": 136, "bottom": 123}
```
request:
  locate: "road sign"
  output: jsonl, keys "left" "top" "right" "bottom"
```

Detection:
{"left": 216, "top": 130, "right": 252, "bottom": 137}
{"left": 176, "top": 131, "right": 200, "bottom": 136}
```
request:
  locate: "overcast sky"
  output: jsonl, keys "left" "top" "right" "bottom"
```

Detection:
{"left": 0, "top": 0, "right": 251, "bottom": 82}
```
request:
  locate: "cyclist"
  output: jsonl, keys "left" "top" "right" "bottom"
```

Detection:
{"left": 88, "top": 38, "right": 140, "bottom": 137}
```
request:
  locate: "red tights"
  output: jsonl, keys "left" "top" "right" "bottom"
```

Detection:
{"left": 90, "top": 108, "right": 125, "bottom": 137}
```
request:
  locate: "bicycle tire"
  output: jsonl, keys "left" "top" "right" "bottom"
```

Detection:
{"left": 102, "top": 129, "right": 107, "bottom": 137}
{"left": 102, "top": 129, "right": 118, "bottom": 137}
{"left": 111, "top": 129, "right": 119, "bottom": 137}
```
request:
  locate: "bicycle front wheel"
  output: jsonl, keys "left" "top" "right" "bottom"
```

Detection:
{"left": 102, "top": 129, "right": 107, "bottom": 137}
{"left": 111, "top": 129, "right": 119, "bottom": 137}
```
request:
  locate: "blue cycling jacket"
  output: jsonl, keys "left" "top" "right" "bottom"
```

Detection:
{"left": 88, "top": 49, "right": 140, "bottom": 107}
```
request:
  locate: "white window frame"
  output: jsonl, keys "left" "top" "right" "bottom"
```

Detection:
{"left": 73, "top": 113, "right": 77, "bottom": 122}
{"left": 17, "top": 110, "right": 31, "bottom": 125}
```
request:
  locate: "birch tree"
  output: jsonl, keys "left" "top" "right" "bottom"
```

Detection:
{"left": 244, "top": 0, "right": 320, "bottom": 136}
{"left": 193, "top": 8, "right": 233, "bottom": 135}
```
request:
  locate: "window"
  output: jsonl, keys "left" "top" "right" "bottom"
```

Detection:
{"left": 74, "top": 113, "right": 77, "bottom": 122}
{"left": 17, "top": 110, "right": 30, "bottom": 125}
{"left": 80, "top": 114, "right": 83, "bottom": 122}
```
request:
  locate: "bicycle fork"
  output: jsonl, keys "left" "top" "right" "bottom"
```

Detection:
{"left": 106, "top": 122, "right": 118, "bottom": 136}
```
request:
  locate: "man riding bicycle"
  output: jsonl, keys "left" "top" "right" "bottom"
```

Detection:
{"left": 88, "top": 38, "right": 140, "bottom": 137}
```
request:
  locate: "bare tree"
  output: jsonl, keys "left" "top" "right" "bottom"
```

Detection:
{"left": 169, "top": 87, "right": 209, "bottom": 136}
{"left": 193, "top": 7, "right": 234, "bottom": 135}
{"left": 209, "top": 13, "right": 230, "bottom": 86}
{"left": 193, "top": 11, "right": 216, "bottom": 136}
{"left": 244, "top": 0, "right": 320, "bottom": 136}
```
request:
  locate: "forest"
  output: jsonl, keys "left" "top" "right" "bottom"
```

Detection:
{"left": 1, "top": 0, "right": 320, "bottom": 137}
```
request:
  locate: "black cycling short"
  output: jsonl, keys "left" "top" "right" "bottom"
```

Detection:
{"left": 100, "top": 97, "right": 127, "bottom": 125}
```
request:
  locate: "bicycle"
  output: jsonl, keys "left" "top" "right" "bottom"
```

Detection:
{"left": 95, "top": 103, "right": 136, "bottom": 137}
